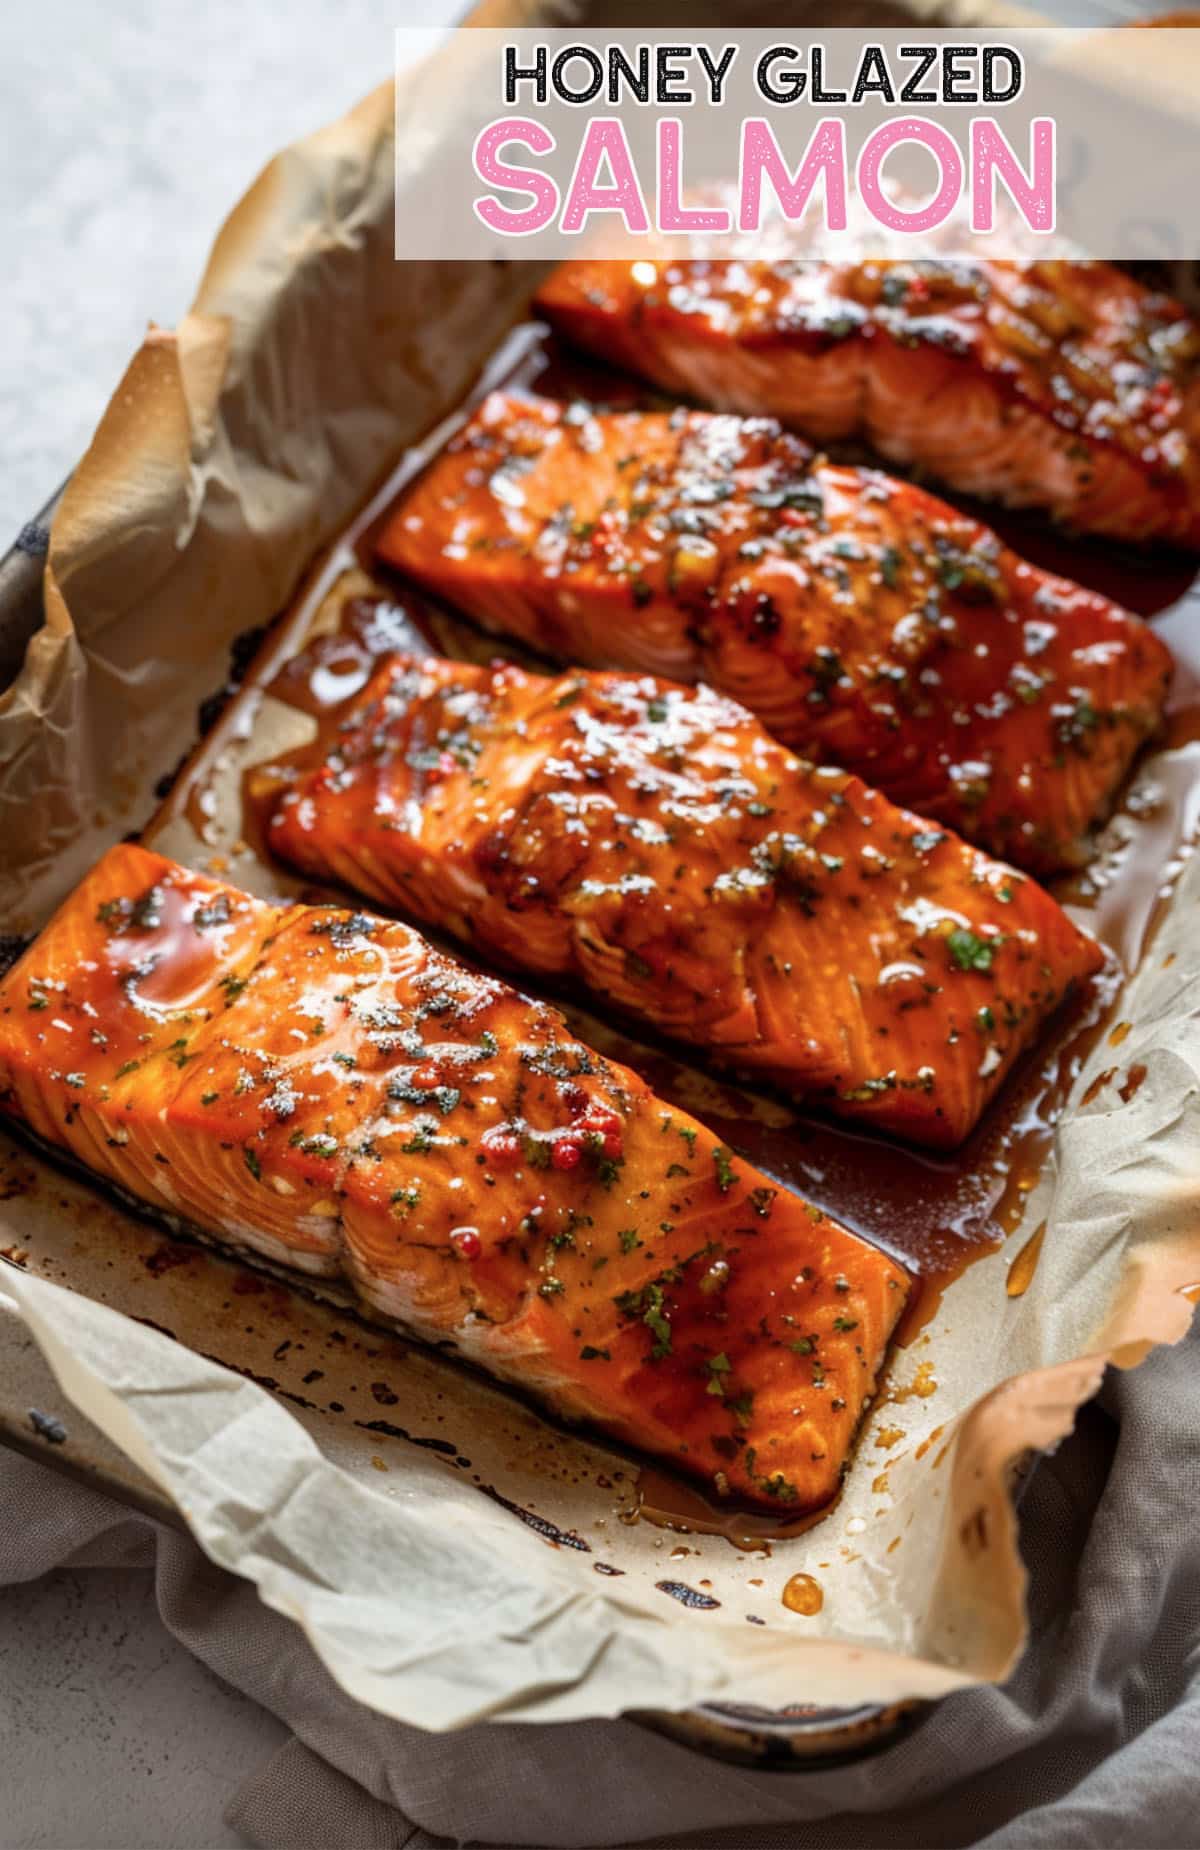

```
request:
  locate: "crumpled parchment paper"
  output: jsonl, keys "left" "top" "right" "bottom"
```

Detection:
{"left": 1, "top": 14, "right": 1199, "bottom": 1729}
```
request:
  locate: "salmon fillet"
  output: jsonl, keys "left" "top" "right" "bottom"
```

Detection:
{"left": 376, "top": 391, "right": 1171, "bottom": 873}
{"left": 262, "top": 649, "right": 1103, "bottom": 1149}
{"left": 534, "top": 259, "right": 1200, "bottom": 548}
{"left": 0, "top": 842, "right": 911, "bottom": 1512}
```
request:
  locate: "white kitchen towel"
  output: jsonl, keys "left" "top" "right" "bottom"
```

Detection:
{"left": 2, "top": 1324, "right": 1198, "bottom": 1850}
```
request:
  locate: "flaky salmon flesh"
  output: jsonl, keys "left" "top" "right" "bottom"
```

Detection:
{"left": 534, "top": 259, "right": 1200, "bottom": 548}
{"left": 376, "top": 392, "right": 1171, "bottom": 874}
{"left": 262, "top": 647, "right": 1103, "bottom": 1149}
{"left": 0, "top": 843, "right": 911, "bottom": 1512}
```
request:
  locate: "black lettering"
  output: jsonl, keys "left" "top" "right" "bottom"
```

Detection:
{"left": 552, "top": 45, "right": 603, "bottom": 105}
{"left": 756, "top": 45, "right": 805, "bottom": 104}
{"left": 504, "top": 44, "right": 547, "bottom": 105}
{"left": 852, "top": 45, "right": 895, "bottom": 105}
{"left": 811, "top": 45, "right": 848, "bottom": 104}
{"left": 656, "top": 45, "right": 693, "bottom": 104}
{"left": 696, "top": 42, "right": 738, "bottom": 103}
{"left": 942, "top": 46, "right": 978, "bottom": 104}
{"left": 607, "top": 45, "right": 649, "bottom": 104}
{"left": 982, "top": 46, "right": 1023, "bottom": 103}
{"left": 898, "top": 43, "right": 938, "bottom": 105}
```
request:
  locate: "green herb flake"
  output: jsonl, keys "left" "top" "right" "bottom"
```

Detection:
{"left": 947, "top": 927, "right": 996, "bottom": 973}
{"left": 711, "top": 1145, "right": 737, "bottom": 1194}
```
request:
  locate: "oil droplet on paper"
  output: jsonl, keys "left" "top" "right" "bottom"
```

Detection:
{"left": 891, "top": 1360, "right": 938, "bottom": 1403}
{"left": 782, "top": 1573, "right": 824, "bottom": 1616}
{"left": 1007, "top": 1221, "right": 1047, "bottom": 1298}
{"left": 1080, "top": 1067, "right": 1116, "bottom": 1106}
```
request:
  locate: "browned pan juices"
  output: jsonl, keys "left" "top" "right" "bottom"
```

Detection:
{"left": 151, "top": 317, "right": 1200, "bottom": 1542}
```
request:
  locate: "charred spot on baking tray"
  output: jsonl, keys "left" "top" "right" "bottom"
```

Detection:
{"left": 142, "top": 1241, "right": 192, "bottom": 1277}
{"left": 28, "top": 1408, "right": 68, "bottom": 1445}
{"left": 15, "top": 522, "right": 50, "bottom": 558}
{"left": 356, "top": 1416, "right": 457, "bottom": 1458}
{"left": 479, "top": 1482, "right": 591, "bottom": 1551}
{"left": 369, "top": 1381, "right": 400, "bottom": 1405}
{"left": 0, "top": 933, "right": 30, "bottom": 980}
{"left": 656, "top": 1580, "right": 721, "bottom": 1610}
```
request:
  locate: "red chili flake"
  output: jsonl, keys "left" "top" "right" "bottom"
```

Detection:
{"left": 906, "top": 275, "right": 930, "bottom": 302}
{"left": 581, "top": 1103, "right": 623, "bottom": 1159}
{"left": 424, "top": 751, "right": 459, "bottom": 785}
{"left": 481, "top": 1128, "right": 521, "bottom": 1165}
{"left": 551, "top": 1136, "right": 583, "bottom": 1172}
{"left": 780, "top": 507, "right": 812, "bottom": 528}
{"left": 411, "top": 1064, "right": 442, "bottom": 1090}
{"left": 451, "top": 1226, "right": 482, "bottom": 1261}
{"left": 561, "top": 1082, "right": 589, "bottom": 1119}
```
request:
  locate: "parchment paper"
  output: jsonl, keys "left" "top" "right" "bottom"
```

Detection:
{"left": 1, "top": 29, "right": 1199, "bottom": 1727}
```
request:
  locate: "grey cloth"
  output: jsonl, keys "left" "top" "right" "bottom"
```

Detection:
{"left": 2, "top": 1326, "right": 1198, "bottom": 1850}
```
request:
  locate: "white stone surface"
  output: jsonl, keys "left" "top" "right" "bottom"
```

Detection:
{"left": 0, "top": 0, "right": 454, "bottom": 546}
{"left": 0, "top": 1564, "right": 287, "bottom": 1850}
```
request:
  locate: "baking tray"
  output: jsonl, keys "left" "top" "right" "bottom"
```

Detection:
{"left": 4, "top": 4, "right": 1199, "bottom": 1767}
{"left": 5, "top": 327, "right": 1199, "bottom": 1762}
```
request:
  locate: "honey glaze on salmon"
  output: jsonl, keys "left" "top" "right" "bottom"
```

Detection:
{"left": 376, "top": 392, "right": 1171, "bottom": 875}
{"left": 534, "top": 259, "right": 1200, "bottom": 548}
{"left": 260, "top": 649, "right": 1103, "bottom": 1150}
{"left": 0, "top": 842, "right": 912, "bottom": 1513}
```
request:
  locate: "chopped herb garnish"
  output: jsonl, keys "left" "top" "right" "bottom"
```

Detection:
{"left": 193, "top": 894, "right": 231, "bottom": 931}
{"left": 947, "top": 928, "right": 996, "bottom": 973}
{"left": 711, "top": 1146, "right": 737, "bottom": 1194}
